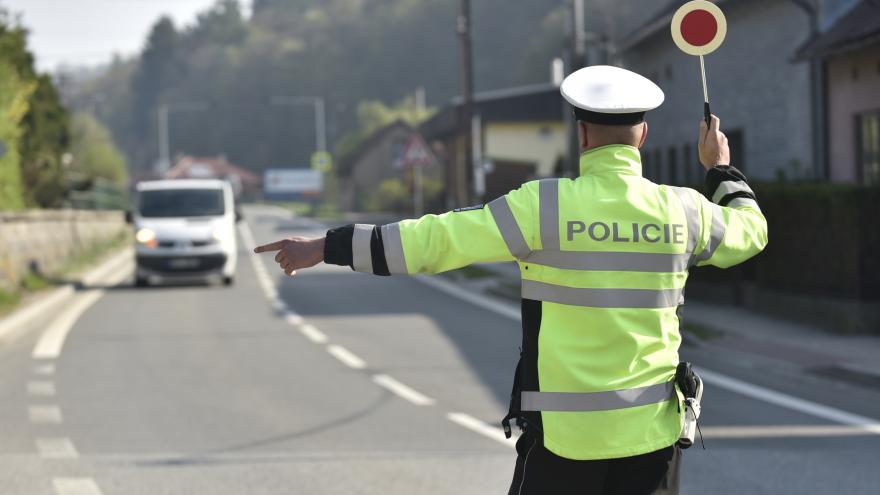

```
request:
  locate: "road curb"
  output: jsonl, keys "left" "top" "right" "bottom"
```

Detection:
{"left": 0, "top": 248, "right": 132, "bottom": 344}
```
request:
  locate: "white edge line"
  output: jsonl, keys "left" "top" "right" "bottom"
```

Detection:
{"left": 327, "top": 345, "right": 367, "bottom": 369}
{"left": 0, "top": 248, "right": 132, "bottom": 342}
{"left": 372, "top": 374, "right": 436, "bottom": 406}
{"left": 447, "top": 412, "right": 515, "bottom": 448}
{"left": 699, "top": 368, "right": 880, "bottom": 435}
{"left": 700, "top": 424, "right": 880, "bottom": 439}
{"left": 414, "top": 274, "right": 521, "bottom": 321}
{"left": 32, "top": 291, "right": 105, "bottom": 359}
{"left": 418, "top": 270, "right": 880, "bottom": 433}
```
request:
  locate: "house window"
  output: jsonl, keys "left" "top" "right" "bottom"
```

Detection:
{"left": 858, "top": 111, "right": 880, "bottom": 185}
{"left": 668, "top": 147, "right": 679, "bottom": 184}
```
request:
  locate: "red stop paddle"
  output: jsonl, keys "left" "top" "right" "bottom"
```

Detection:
{"left": 671, "top": 1, "right": 728, "bottom": 124}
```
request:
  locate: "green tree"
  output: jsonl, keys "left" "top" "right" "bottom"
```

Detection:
{"left": 0, "top": 8, "right": 69, "bottom": 209}
{"left": 131, "top": 16, "right": 179, "bottom": 167}
{"left": 0, "top": 61, "right": 33, "bottom": 210}
{"left": 69, "top": 112, "right": 129, "bottom": 186}
{"left": 19, "top": 74, "right": 70, "bottom": 207}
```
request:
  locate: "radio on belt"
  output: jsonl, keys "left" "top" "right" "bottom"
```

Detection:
{"left": 675, "top": 362, "right": 704, "bottom": 449}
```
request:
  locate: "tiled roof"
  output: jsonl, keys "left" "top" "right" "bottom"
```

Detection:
{"left": 796, "top": 0, "right": 880, "bottom": 59}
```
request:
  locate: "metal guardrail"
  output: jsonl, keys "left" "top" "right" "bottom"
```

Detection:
{"left": 64, "top": 178, "right": 129, "bottom": 211}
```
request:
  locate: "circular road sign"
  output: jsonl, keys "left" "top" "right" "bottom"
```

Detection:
{"left": 671, "top": 0, "right": 727, "bottom": 56}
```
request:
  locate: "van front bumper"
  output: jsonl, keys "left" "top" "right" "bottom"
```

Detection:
{"left": 136, "top": 253, "right": 228, "bottom": 275}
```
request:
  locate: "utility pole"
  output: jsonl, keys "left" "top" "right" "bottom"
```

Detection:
{"left": 457, "top": 0, "right": 475, "bottom": 205}
{"left": 564, "top": 0, "right": 588, "bottom": 178}
{"left": 156, "top": 101, "right": 208, "bottom": 176}
{"left": 270, "top": 96, "right": 328, "bottom": 154}
{"left": 157, "top": 104, "right": 169, "bottom": 174}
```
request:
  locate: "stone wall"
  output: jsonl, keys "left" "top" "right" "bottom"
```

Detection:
{"left": 0, "top": 210, "right": 126, "bottom": 292}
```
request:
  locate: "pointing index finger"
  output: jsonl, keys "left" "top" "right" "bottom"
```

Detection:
{"left": 254, "top": 240, "right": 286, "bottom": 253}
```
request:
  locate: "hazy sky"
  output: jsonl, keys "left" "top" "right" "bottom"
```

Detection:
{"left": 2, "top": 0, "right": 227, "bottom": 71}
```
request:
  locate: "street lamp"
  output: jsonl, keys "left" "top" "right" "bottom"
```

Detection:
{"left": 157, "top": 101, "right": 209, "bottom": 175}
{"left": 269, "top": 96, "right": 328, "bottom": 154}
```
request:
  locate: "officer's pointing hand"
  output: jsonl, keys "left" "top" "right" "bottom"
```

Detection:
{"left": 254, "top": 237, "right": 326, "bottom": 276}
{"left": 698, "top": 114, "right": 731, "bottom": 171}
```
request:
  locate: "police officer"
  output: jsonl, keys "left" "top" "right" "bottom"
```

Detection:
{"left": 255, "top": 65, "right": 768, "bottom": 494}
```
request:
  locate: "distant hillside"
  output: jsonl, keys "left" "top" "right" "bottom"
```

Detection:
{"left": 69, "top": 0, "right": 661, "bottom": 175}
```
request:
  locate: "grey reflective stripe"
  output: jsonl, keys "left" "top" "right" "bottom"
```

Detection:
{"left": 524, "top": 250, "right": 690, "bottom": 273}
{"left": 521, "top": 381, "right": 674, "bottom": 412}
{"left": 671, "top": 187, "right": 700, "bottom": 266}
{"left": 521, "top": 280, "right": 682, "bottom": 308}
{"left": 728, "top": 197, "right": 761, "bottom": 211}
{"left": 696, "top": 203, "right": 726, "bottom": 263}
{"left": 488, "top": 197, "right": 530, "bottom": 259}
{"left": 712, "top": 180, "right": 755, "bottom": 204}
{"left": 380, "top": 223, "right": 409, "bottom": 274}
{"left": 539, "top": 179, "right": 560, "bottom": 250}
{"left": 352, "top": 224, "right": 374, "bottom": 273}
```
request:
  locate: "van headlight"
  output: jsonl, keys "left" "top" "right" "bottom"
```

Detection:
{"left": 136, "top": 228, "right": 158, "bottom": 248}
{"left": 212, "top": 227, "right": 225, "bottom": 242}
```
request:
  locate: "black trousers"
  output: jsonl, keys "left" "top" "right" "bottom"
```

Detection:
{"left": 507, "top": 433, "right": 681, "bottom": 495}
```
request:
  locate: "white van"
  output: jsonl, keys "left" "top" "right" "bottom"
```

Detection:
{"left": 130, "top": 179, "right": 239, "bottom": 287}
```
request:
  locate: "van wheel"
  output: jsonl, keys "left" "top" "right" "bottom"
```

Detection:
{"left": 223, "top": 276, "right": 234, "bottom": 286}
{"left": 135, "top": 275, "right": 149, "bottom": 288}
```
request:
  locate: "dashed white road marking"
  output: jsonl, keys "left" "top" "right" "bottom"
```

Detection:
{"left": 271, "top": 296, "right": 287, "bottom": 313}
{"left": 27, "top": 381, "right": 56, "bottom": 397}
{"left": 447, "top": 412, "right": 515, "bottom": 448}
{"left": 373, "top": 374, "right": 436, "bottom": 406}
{"left": 34, "top": 363, "right": 56, "bottom": 376}
{"left": 284, "top": 312, "right": 304, "bottom": 326}
{"left": 299, "top": 324, "right": 328, "bottom": 344}
{"left": 699, "top": 369, "right": 880, "bottom": 435}
{"left": 53, "top": 478, "right": 103, "bottom": 495}
{"left": 29, "top": 405, "right": 63, "bottom": 424}
{"left": 702, "top": 424, "right": 880, "bottom": 439}
{"left": 36, "top": 437, "right": 79, "bottom": 459}
{"left": 327, "top": 345, "right": 367, "bottom": 369}
{"left": 238, "top": 222, "right": 279, "bottom": 300}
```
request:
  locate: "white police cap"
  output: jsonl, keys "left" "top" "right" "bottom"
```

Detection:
{"left": 561, "top": 65, "right": 665, "bottom": 125}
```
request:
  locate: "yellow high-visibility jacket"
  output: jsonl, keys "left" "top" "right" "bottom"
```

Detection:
{"left": 324, "top": 144, "right": 768, "bottom": 460}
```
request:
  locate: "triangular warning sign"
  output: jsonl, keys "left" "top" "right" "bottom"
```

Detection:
{"left": 402, "top": 134, "right": 434, "bottom": 167}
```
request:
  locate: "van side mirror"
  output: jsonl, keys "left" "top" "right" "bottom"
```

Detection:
{"left": 234, "top": 207, "right": 243, "bottom": 223}
{"left": 124, "top": 210, "right": 133, "bottom": 224}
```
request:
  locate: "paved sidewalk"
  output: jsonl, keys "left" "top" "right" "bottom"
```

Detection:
{"left": 455, "top": 262, "right": 880, "bottom": 388}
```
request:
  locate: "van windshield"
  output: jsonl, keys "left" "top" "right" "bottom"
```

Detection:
{"left": 139, "top": 189, "right": 225, "bottom": 218}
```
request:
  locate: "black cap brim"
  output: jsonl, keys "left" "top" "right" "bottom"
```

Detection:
{"left": 573, "top": 107, "right": 646, "bottom": 125}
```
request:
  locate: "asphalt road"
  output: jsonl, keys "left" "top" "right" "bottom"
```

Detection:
{"left": 1, "top": 203, "right": 878, "bottom": 495}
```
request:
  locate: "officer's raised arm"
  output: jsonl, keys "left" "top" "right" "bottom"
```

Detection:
{"left": 692, "top": 115, "right": 769, "bottom": 268}
{"left": 254, "top": 183, "right": 539, "bottom": 276}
